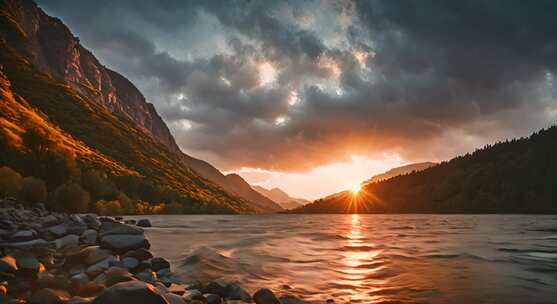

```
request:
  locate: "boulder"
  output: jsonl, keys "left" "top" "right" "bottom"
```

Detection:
{"left": 69, "top": 246, "right": 111, "bottom": 266}
{"left": 67, "top": 296, "right": 92, "bottom": 304}
{"left": 182, "top": 289, "right": 203, "bottom": 301}
{"left": 36, "top": 272, "right": 70, "bottom": 290}
{"left": 80, "top": 229, "right": 98, "bottom": 245}
{"left": 92, "top": 281, "right": 169, "bottom": 304}
{"left": 253, "top": 288, "right": 281, "bottom": 304}
{"left": 12, "top": 229, "right": 37, "bottom": 242}
{"left": 136, "top": 270, "right": 157, "bottom": 283}
{"left": 122, "top": 257, "right": 139, "bottom": 269}
{"left": 204, "top": 279, "right": 251, "bottom": 301}
{"left": 0, "top": 255, "right": 17, "bottom": 272}
{"left": 46, "top": 224, "right": 68, "bottom": 239}
{"left": 28, "top": 288, "right": 70, "bottom": 304}
{"left": 15, "top": 253, "right": 45, "bottom": 276}
{"left": 77, "top": 282, "right": 105, "bottom": 298}
{"left": 205, "top": 293, "right": 223, "bottom": 304}
{"left": 105, "top": 267, "right": 136, "bottom": 286}
{"left": 71, "top": 272, "right": 90, "bottom": 290}
{"left": 86, "top": 256, "right": 116, "bottom": 278}
{"left": 82, "top": 215, "right": 101, "bottom": 230}
{"left": 122, "top": 248, "right": 153, "bottom": 261}
{"left": 53, "top": 234, "right": 79, "bottom": 251}
{"left": 100, "top": 234, "right": 150, "bottom": 253}
{"left": 99, "top": 222, "right": 143, "bottom": 238}
{"left": 150, "top": 257, "right": 170, "bottom": 272}
{"left": 42, "top": 215, "right": 60, "bottom": 228}
{"left": 137, "top": 219, "right": 152, "bottom": 227}
{"left": 164, "top": 292, "right": 186, "bottom": 304}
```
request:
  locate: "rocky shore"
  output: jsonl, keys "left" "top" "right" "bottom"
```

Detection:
{"left": 0, "top": 199, "right": 314, "bottom": 304}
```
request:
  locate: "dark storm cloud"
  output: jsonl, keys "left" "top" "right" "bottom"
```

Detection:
{"left": 37, "top": 0, "right": 557, "bottom": 171}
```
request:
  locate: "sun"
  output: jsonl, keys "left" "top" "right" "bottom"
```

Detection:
{"left": 351, "top": 184, "right": 361, "bottom": 195}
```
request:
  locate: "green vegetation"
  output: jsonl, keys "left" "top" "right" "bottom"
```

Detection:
{"left": 290, "top": 126, "right": 557, "bottom": 214}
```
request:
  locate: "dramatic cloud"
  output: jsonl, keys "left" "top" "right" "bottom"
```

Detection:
{"left": 39, "top": 0, "right": 557, "bottom": 174}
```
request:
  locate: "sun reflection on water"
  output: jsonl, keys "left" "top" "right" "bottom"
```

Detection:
{"left": 339, "top": 214, "right": 386, "bottom": 302}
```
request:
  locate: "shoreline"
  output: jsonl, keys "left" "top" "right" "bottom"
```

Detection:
{"left": 0, "top": 199, "right": 317, "bottom": 304}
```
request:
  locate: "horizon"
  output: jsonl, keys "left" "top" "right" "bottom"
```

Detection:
{"left": 36, "top": 0, "right": 557, "bottom": 200}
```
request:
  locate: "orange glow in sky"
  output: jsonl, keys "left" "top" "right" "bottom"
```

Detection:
{"left": 231, "top": 154, "right": 408, "bottom": 200}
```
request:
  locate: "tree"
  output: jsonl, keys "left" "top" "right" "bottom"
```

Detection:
{"left": 18, "top": 176, "right": 47, "bottom": 204}
{"left": 54, "top": 182, "right": 90, "bottom": 213}
{"left": 82, "top": 169, "right": 118, "bottom": 201}
{"left": 95, "top": 200, "right": 122, "bottom": 215}
{"left": 0, "top": 166, "right": 23, "bottom": 198}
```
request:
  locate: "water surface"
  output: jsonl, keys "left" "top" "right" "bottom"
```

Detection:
{"left": 132, "top": 214, "right": 557, "bottom": 303}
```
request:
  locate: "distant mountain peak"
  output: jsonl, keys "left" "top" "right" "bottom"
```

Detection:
{"left": 252, "top": 185, "right": 310, "bottom": 210}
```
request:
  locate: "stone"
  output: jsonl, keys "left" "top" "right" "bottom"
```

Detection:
{"left": 182, "top": 289, "right": 203, "bottom": 301}
{"left": 122, "top": 248, "right": 153, "bottom": 261}
{"left": 28, "top": 288, "right": 70, "bottom": 304}
{"left": 71, "top": 272, "right": 90, "bottom": 290}
{"left": 0, "top": 255, "right": 17, "bottom": 272}
{"left": 151, "top": 257, "right": 170, "bottom": 271}
{"left": 122, "top": 257, "right": 139, "bottom": 269}
{"left": 80, "top": 229, "right": 98, "bottom": 245}
{"left": 136, "top": 270, "right": 157, "bottom": 283}
{"left": 204, "top": 279, "right": 250, "bottom": 301}
{"left": 67, "top": 297, "right": 92, "bottom": 304}
{"left": 46, "top": 224, "right": 68, "bottom": 238}
{"left": 156, "top": 268, "right": 172, "bottom": 278}
{"left": 105, "top": 267, "right": 136, "bottom": 286}
{"left": 2, "top": 238, "right": 49, "bottom": 249}
{"left": 99, "top": 222, "right": 143, "bottom": 238}
{"left": 53, "top": 234, "right": 79, "bottom": 251}
{"left": 36, "top": 272, "right": 70, "bottom": 290}
{"left": 92, "top": 281, "right": 169, "bottom": 304}
{"left": 253, "top": 288, "right": 280, "bottom": 304}
{"left": 82, "top": 215, "right": 101, "bottom": 230}
{"left": 100, "top": 234, "right": 150, "bottom": 253}
{"left": 15, "top": 253, "right": 45, "bottom": 276}
{"left": 78, "top": 282, "right": 106, "bottom": 298}
{"left": 42, "top": 215, "right": 60, "bottom": 228}
{"left": 136, "top": 219, "right": 152, "bottom": 227}
{"left": 69, "top": 246, "right": 111, "bottom": 266}
{"left": 164, "top": 292, "right": 186, "bottom": 304}
{"left": 12, "top": 229, "right": 37, "bottom": 242}
{"left": 86, "top": 256, "right": 116, "bottom": 278}
{"left": 205, "top": 293, "right": 223, "bottom": 304}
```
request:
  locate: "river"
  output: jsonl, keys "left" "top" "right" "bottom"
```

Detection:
{"left": 130, "top": 214, "right": 557, "bottom": 303}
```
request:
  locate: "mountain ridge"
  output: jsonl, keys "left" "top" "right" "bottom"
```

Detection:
{"left": 0, "top": 0, "right": 280, "bottom": 213}
{"left": 252, "top": 185, "right": 310, "bottom": 210}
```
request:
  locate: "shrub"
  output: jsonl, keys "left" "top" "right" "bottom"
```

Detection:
{"left": 18, "top": 176, "right": 47, "bottom": 204}
{"left": 54, "top": 182, "right": 90, "bottom": 213}
{"left": 95, "top": 200, "right": 122, "bottom": 215}
{"left": 82, "top": 169, "right": 118, "bottom": 201}
{"left": 160, "top": 201, "right": 184, "bottom": 214}
{"left": 0, "top": 166, "right": 23, "bottom": 198}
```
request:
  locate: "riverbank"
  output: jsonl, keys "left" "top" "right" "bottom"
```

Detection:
{"left": 0, "top": 199, "right": 313, "bottom": 304}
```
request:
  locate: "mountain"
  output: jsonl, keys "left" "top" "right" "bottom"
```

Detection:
{"left": 252, "top": 185, "right": 310, "bottom": 210}
{"left": 288, "top": 126, "right": 557, "bottom": 214}
{"left": 364, "top": 162, "right": 437, "bottom": 184}
{"left": 0, "top": 0, "right": 278, "bottom": 213}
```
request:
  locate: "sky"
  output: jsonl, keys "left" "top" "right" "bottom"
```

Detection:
{"left": 38, "top": 0, "right": 557, "bottom": 199}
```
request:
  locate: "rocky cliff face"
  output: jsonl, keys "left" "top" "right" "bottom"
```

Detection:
{"left": 2, "top": 0, "right": 180, "bottom": 154}
{"left": 1, "top": 0, "right": 282, "bottom": 212}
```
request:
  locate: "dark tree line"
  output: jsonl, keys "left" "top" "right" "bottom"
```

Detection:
{"left": 291, "top": 126, "right": 557, "bottom": 214}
